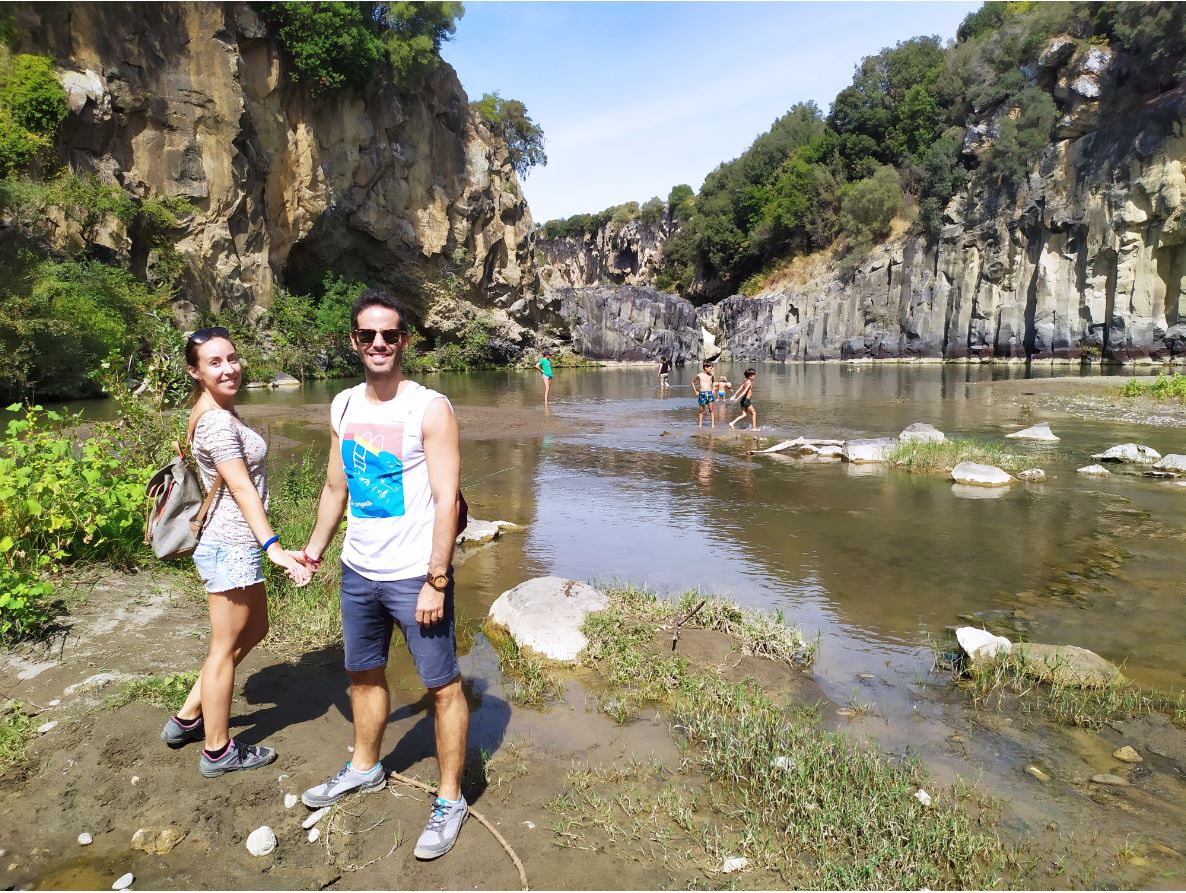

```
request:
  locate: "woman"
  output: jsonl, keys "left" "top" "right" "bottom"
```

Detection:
{"left": 159, "top": 326, "right": 311, "bottom": 777}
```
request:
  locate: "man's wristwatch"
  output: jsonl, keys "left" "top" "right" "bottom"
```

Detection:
{"left": 426, "top": 572, "right": 449, "bottom": 592}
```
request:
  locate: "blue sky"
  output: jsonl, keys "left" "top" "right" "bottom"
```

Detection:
{"left": 442, "top": 1, "right": 981, "bottom": 223}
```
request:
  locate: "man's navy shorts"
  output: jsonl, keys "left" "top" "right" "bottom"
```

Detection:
{"left": 340, "top": 563, "right": 460, "bottom": 688}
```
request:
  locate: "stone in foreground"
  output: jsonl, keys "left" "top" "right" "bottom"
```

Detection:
{"left": 956, "top": 627, "right": 1011, "bottom": 664}
{"left": 1152, "top": 454, "right": 1186, "bottom": 474}
{"left": 1090, "top": 773, "right": 1129, "bottom": 786}
{"left": 1018, "top": 468, "right": 1046, "bottom": 482}
{"left": 1091, "top": 443, "right": 1161, "bottom": 464}
{"left": 488, "top": 577, "right": 608, "bottom": 663}
{"left": 1077, "top": 464, "right": 1111, "bottom": 476}
{"left": 1113, "top": 746, "right": 1142, "bottom": 763}
{"left": 1007, "top": 423, "right": 1060, "bottom": 442}
{"left": 951, "top": 462, "right": 1012, "bottom": 487}
{"left": 1015, "top": 643, "right": 1125, "bottom": 688}
{"left": 246, "top": 826, "right": 277, "bottom": 856}
{"left": 841, "top": 438, "right": 896, "bottom": 463}
{"left": 899, "top": 422, "right": 945, "bottom": 444}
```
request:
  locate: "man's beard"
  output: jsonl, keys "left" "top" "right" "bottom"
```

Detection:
{"left": 363, "top": 344, "right": 404, "bottom": 378}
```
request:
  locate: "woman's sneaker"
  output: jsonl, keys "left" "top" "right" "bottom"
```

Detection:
{"left": 414, "top": 796, "right": 468, "bottom": 860}
{"left": 199, "top": 738, "right": 277, "bottom": 778}
{"left": 301, "top": 762, "right": 386, "bottom": 808}
{"left": 161, "top": 715, "right": 204, "bottom": 747}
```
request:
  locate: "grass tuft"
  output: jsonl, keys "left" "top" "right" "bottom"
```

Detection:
{"left": 106, "top": 671, "right": 200, "bottom": 713}
{"left": 483, "top": 621, "right": 563, "bottom": 708}
{"left": 0, "top": 704, "right": 36, "bottom": 771}
{"left": 888, "top": 438, "right": 1041, "bottom": 474}
{"left": 1121, "top": 372, "right": 1186, "bottom": 402}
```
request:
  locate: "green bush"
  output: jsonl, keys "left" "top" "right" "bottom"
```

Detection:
{"left": 0, "top": 116, "right": 48, "bottom": 178}
{"left": 470, "top": 91, "right": 546, "bottom": 178}
{"left": 981, "top": 86, "right": 1058, "bottom": 190}
{"left": 839, "top": 164, "right": 901, "bottom": 243}
{"left": 0, "top": 54, "right": 66, "bottom": 135}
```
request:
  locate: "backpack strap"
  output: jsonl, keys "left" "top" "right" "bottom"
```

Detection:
{"left": 186, "top": 405, "right": 226, "bottom": 530}
{"left": 335, "top": 389, "right": 355, "bottom": 437}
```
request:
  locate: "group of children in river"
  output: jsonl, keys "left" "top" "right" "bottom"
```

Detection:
{"left": 661, "top": 356, "right": 758, "bottom": 430}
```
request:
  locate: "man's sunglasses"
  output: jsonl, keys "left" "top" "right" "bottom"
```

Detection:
{"left": 353, "top": 328, "right": 406, "bottom": 345}
{"left": 187, "top": 326, "right": 230, "bottom": 345}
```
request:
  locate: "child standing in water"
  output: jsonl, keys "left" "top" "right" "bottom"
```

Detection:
{"left": 535, "top": 349, "right": 553, "bottom": 406}
{"left": 728, "top": 368, "right": 759, "bottom": 430}
{"left": 713, "top": 370, "right": 732, "bottom": 420}
{"left": 692, "top": 361, "right": 716, "bottom": 428}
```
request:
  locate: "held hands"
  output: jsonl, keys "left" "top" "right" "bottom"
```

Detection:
{"left": 266, "top": 543, "right": 312, "bottom": 587}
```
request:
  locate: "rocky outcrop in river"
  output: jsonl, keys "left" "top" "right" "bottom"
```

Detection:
{"left": 537, "top": 217, "right": 671, "bottom": 292}
{"left": 15, "top": 2, "right": 541, "bottom": 331}
{"left": 557, "top": 284, "right": 699, "bottom": 362}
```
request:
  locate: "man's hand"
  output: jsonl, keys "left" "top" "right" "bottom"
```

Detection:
{"left": 415, "top": 581, "right": 445, "bottom": 626}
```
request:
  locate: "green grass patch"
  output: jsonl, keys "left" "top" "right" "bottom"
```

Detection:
{"left": 0, "top": 704, "right": 36, "bottom": 771}
{"left": 1121, "top": 372, "right": 1186, "bottom": 402}
{"left": 106, "top": 671, "right": 199, "bottom": 713}
{"left": 956, "top": 651, "right": 1186, "bottom": 730}
{"left": 571, "top": 586, "right": 1009, "bottom": 888}
{"left": 888, "top": 437, "right": 1035, "bottom": 474}
{"left": 483, "top": 621, "right": 562, "bottom": 708}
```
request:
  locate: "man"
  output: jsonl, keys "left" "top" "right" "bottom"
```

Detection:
{"left": 658, "top": 355, "right": 672, "bottom": 389}
{"left": 692, "top": 360, "right": 716, "bottom": 428}
{"left": 298, "top": 288, "right": 469, "bottom": 861}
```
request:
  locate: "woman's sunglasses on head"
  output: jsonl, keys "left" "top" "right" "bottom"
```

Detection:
{"left": 186, "top": 326, "right": 230, "bottom": 345}
{"left": 353, "top": 328, "right": 405, "bottom": 345}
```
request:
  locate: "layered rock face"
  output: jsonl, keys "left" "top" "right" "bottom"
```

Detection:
{"left": 537, "top": 217, "right": 670, "bottom": 292}
{"left": 557, "top": 284, "right": 699, "bottom": 362}
{"left": 16, "top": 2, "right": 539, "bottom": 329}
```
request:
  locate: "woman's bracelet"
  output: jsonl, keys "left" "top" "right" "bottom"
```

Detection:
{"left": 302, "top": 549, "right": 322, "bottom": 569}
{"left": 260, "top": 535, "right": 280, "bottom": 554}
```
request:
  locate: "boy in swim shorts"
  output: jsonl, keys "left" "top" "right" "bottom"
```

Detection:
{"left": 728, "top": 368, "right": 758, "bottom": 430}
{"left": 692, "top": 361, "right": 716, "bottom": 428}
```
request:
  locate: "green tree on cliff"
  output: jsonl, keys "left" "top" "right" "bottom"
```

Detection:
{"left": 470, "top": 92, "right": 547, "bottom": 178}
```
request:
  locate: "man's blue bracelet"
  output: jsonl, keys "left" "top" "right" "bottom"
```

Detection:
{"left": 260, "top": 535, "right": 280, "bottom": 553}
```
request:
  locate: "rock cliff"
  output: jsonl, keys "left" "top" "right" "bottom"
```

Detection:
{"left": 549, "top": 40, "right": 1186, "bottom": 365}
{"left": 537, "top": 217, "right": 670, "bottom": 292}
{"left": 557, "top": 284, "right": 699, "bottom": 362}
{"left": 15, "top": 2, "right": 541, "bottom": 333}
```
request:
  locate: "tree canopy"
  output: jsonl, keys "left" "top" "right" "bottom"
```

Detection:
{"left": 470, "top": 92, "right": 547, "bottom": 178}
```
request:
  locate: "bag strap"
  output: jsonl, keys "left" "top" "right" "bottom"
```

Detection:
{"left": 186, "top": 405, "right": 226, "bottom": 526}
{"left": 336, "top": 389, "right": 355, "bottom": 436}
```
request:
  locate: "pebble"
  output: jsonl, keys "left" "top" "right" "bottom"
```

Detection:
{"left": 37, "top": 720, "right": 58, "bottom": 734}
{"left": 284, "top": 793, "right": 299, "bottom": 809}
{"left": 246, "top": 826, "right": 277, "bottom": 857}
{"left": 857, "top": 672, "right": 876, "bottom": 680}
{"left": 521, "top": 820, "right": 536, "bottom": 830}
{"left": 1113, "top": 745, "right": 1142, "bottom": 763}
{"left": 772, "top": 756, "right": 794, "bottom": 770}
{"left": 78, "top": 833, "right": 93, "bottom": 846}
{"left": 720, "top": 856, "right": 748, "bottom": 873}
{"left": 347, "top": 745, "right": 354, "bottom": 752}
{"left": 307, "top": 828, "right": 321, "bottom": 843}
{"left": 1090, "top": 773, "right": 1129, "bottom": 786}
{"left": 302, "top": 807, "right": 330, "bottom": 830}
{"left": 112, "top": 872, "right": 134, "bottom": 890}
{"left": 914, "top": 789, "right": 932, "bottom": 807}
{"left": 47, "top": 699, "right": 61, "bottom": 707}
{"left": 130, "top": 776, "right": 140, "bottom": 785}
{"left": 1025, "top": 766, "right": 1052, "bottom": 783}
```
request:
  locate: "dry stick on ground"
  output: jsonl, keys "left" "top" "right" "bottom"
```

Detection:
{"left": 388, "top": 769, "right": 530, "bottom": 891}
{"left": 671, "top": 599, "right": 708, "bottom": 652}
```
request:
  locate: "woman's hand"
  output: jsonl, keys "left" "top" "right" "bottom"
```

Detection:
{"left": 267, "top": 543, "right": 312, "bottom": 587}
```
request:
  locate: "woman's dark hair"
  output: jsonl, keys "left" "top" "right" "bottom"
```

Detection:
{"left": 185, "top": 330, "right": 238, "bottom": 407}
{"left": 351, "top": 288, "right": 410, "bottom": 331}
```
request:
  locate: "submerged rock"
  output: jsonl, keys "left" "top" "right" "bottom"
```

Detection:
{"left": 1092, "top": 443, "right": 1161, "bottom": 464}
{"left": 488, "top": 577, "right": 607, "bottom": 663}
{"left": 899, "top": 422, "right": 945, "bottom": 444}
{"left": 1007, "top": 423, "right": 1060, "bottom": 442}
{"left": 1152, "top": 454, "right": 1186, "bottom": 474}
{"left": 457, "top": 518, "right": 520, "bottom": 547}
{"left": 951, "top": 462, "right": 1012, "bottom": 487}
{"left": 1090, "top": 773, "right": 1129, "bottom": 786}
{"left": 1018, "top": 468, "right": 1047, "bottom": 482}
{"left": 1077, "top": 464, "right": 1112, "bottom": 476}
{"left": 1113, "top": 746, "right": 1142, "bottom": 763}
{"left": 1026, "top": 766, "right": 1052, "bottom": 783}
{"left": 1015, "top": 643, "right": 1125, "bottom": 688}
{"left": 842, "top": 438, "right": 896, "bottom": 463}
{"left": 956, "top": 627, "right": 1011, "bottom": 664}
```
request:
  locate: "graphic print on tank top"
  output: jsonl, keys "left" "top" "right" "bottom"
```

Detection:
{"left": 340, "top": 421, "right": 405, "bottom": 518}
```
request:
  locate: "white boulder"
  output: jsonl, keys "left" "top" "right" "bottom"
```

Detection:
{"left": 956, "top": 627, "right": 1011, "bottom": 664}
{"left": 1152, "top": 454, "right": 1186, "bottom": 474}
{"left": 1006, "top": 423, "right": 1059, "bottom": 442}
{"left": 246, "top": 826, "right": 277, "bottom": 856}
{"left": 899, "top": 423, "right": 945, "bottom": 444}
{"left": 842, "top": 438, "right": 896, "bottom": 463}
{"left": 457, "top": 518, "right": 519, "bottom": 547}
{"left": 1017, "top": 468, "right": 1046, "bottom": 482}
{"left": 488, "top": 577, "right": 608, "bottom": 663}
{"left": 271, "top": 373, "right": 300, "bottom": 389}
{"left": 1077, "top": 464, "right": 1111, "bottom": 476}
{"left": 1092, "top": 443, "right": 1161, "bottom": 464}
{"left": 951, "top": 462, "right": 1012, "bottom": 487}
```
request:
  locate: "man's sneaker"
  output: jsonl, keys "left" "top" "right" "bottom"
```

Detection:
{"left": 414, "top": 796, "right": 468, "bottom": 860}
{"left": 301, "top": 762, "right": 386, "bottom": 808}
{"left": 161, "top": 714, "right": 204, "bottom": 747}
{"left": 199, "top": 738, "right": 277, "bottom": 778}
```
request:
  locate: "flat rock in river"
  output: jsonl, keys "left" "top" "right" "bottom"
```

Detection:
{"left": 951, "top": 462, "right": 1012, "bottom": 487}
{"left": 842, "top": 438, "right": 896, "bottom": 463}
{"left": 1015, "top": 643, "right": 1125, "bottom": 688}
{"left": 457, "top": 517, "right": 520, "bottom": 546}
{"left": 956, "top": 627, "right": 1012, "bottom": 664}
{"left": 899, "top": 422, "right": 945, "bottom": 444}
{"left": 1007, "top": 422, "right": 1060, "bottom": 441}
{"left": 1152, "top": 454, "right": 1186, "bottom": 474}
{"left": 1091, "top": 443, "right": 1161, "bottom": 464}
{"left": 488, "top": 577, "right": 608, "bottom": 663}
{"left": 1077, "top": 464, "right": 1112, "bottom": 476}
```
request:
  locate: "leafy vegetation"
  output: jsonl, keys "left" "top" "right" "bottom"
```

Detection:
{"left": 470, "top": 92, "right": 546, "bottom": 177}
{"left": 1121, "top": 372, "right": 1186, "bottom": 402}
{"left": 540, "top": 196, "right": 668, "bottom": 241}
{"left": 256, "top": 1, "right": 463, "bottom": 96}
{"left": 0, "top": 704, "right": 36, "bottom": 771}
{"left": 0, "top": 53, "right": 66, "bottom": 177}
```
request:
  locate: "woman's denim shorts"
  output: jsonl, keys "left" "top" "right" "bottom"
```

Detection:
{"left": 193, "top": 541, "right": 264, "bottom": 593}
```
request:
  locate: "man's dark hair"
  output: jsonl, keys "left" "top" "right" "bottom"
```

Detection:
{"left": 350, "top": 288, "right": 410, "bottom": 331}
{"left": 702, "top": 361, "right": 713, "bottom": 370}
{"left": 745, "top": 368, "right": 756, "bottom": 377}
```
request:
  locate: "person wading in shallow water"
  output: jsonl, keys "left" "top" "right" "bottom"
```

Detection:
{"left": 659, "top": 355, "right": 672, "bottom": 389}
{"left": 728, "top": 368, "right": 760, "bottom": 431}
{"left": 162, "top": 327, "right": 311, "bottom": 777}
{"left": 692, "top": 361, "right": 716, "bottom": 428}
{"left": 535, "top": 349, "right": 554, "bottom": 406}
{"left": 297, "top": 288, "right": 470, "bottom": 861}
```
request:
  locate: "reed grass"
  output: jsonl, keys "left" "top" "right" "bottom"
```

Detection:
{"left": 888, "top": 438, "right": 1038, "bottom": 474}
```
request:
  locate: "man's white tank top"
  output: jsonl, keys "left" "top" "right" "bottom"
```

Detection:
{"left": 330, "top": 381, "right": 451, "bottom": 580}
